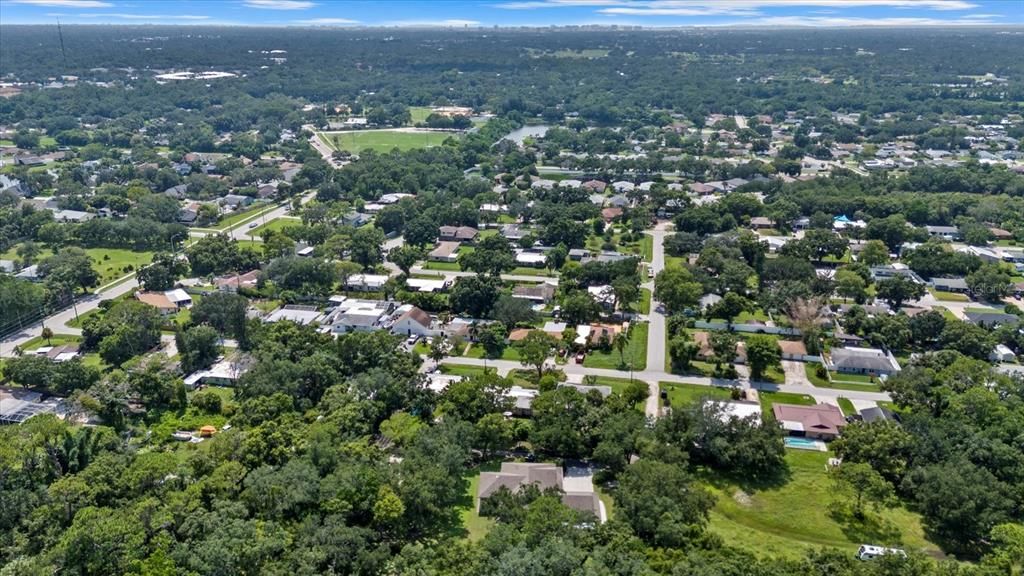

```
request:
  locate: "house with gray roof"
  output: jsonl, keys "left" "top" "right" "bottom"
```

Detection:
{"left": 965, "top": 310, "right": 1020, "bottom": 328}
{"left": 825, "top": 347, "right": 901, "bottom": 376}
{"left": 477, "top": 462, "right": 603, "bottom": 521}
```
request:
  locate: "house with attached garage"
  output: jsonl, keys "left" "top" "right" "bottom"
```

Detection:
{"left": 825, "top": 347, "right": 901, "bottom": 377}
{"left": 773, "top": 403, "right": 846, "bottom": 441}
{"left": 930, "top": 276, "right": 969, "bottom": 294}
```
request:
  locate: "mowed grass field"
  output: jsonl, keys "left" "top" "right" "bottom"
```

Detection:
{"left": 320, "top": 130, "right": 454, "bottom": 153}
{"left": 704, "top": 450, "right": 941, "bottom": 559}
{"left": 1, "top": 245, "right": 152, "bottom": 286}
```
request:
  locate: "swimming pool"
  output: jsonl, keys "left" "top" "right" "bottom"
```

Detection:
{"left": 784, "top": 437, "right": 825, "bottom": 451}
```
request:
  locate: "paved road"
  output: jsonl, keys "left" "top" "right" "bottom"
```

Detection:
{"left": 437, "top": 356, "right": 892, "bottom": 404}
{"left": 187, "top": 190, "right": 317, "bottom": 242}
{"left": 0, "top": 278, "right": 139, "bottom": 357}
{"left": 409, "top": 265, "right": 560, "bottom": 285}
{"left": 643, "top": 223, "right": 672, "bottom": 418}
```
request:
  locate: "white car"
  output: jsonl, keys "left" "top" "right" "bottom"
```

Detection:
{"left": 856, "top": 545, "right": 906, "bottom": 561}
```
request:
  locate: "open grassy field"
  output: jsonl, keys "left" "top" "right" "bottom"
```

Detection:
{"left": 704, "top": 450, "right": 940, "bottom": 559}
{"left": 213, "top": 202, "right": 278, "bottom": 230}
{"left": 757, "top": 390, "right": 815, "bottom": 416}
{"left": 660, "top": 381, "right": 733, "bottom": 409}
{"left": 583, "top": 322, "right": 648, "bottom": 370}
{"left": 87, "top": 248, "right": 154, "bottom": 285}
{"left": 409, "top": 106, "right": 432, "bottom": 123}
{"left": 246, "top": 217, "right": 300, "bottom": 238}
{"left": 322, "top": 129, "right": 454, "bottom": 153}
{"left": 929, "top": 288, "right": 970, "bottom": 302}
{"left": 804, "top": 363, "right": 883, "bottom": 392}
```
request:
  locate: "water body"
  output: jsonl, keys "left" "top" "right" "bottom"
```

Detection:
{"left": 502, "top": 124, "right": 550, "bottom": 145}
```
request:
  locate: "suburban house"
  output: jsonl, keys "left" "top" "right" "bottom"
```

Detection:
{"left": 930, "top": 277, "right": 969, "bottom": 293}
{"left": 692, "top": 331, "right": 746, "bottom": 364}
{"left": 512, "top": 281, "right": 557, "bottom": 304}
{"left": 439, "top": 225, "right": 479, "bottom": 243}
{"left": 263, "top": 305, "right": 323, "bottom": 325}
{"left": 778, "top": 340, "right": 814, "bottom": 361}
{"left": 477, "top": 462, "right": 603, "bottom": 521}
{"left": 324, "top": 298, "right": 394, "bottom": 334}
{"left": 183, "top": 354, "right": 254, "bottom": 388}
{"left": 219, "top": 194, "right": 253, "bottom": 209}
{"left": 405, "top": 278, "right": 450, "bottom": 293}
{"left": 749, "top": 216, "right": 775, "bottom": 230}
{"left": 428, "top": 241, "right": 461, "bottom": 263}
{"left": 924, "top": 225, "right": 961, "bottom": 241}
{"left": 772, "top": 403, "right": 846, "bottom": 441}
{"left": 214, "top": 270, "right": 260, "bottom": 292}
{"left": 601, "top": 207, "right": 624, "bottom": 222}
{"left": 859, "top": 406, "right": 898, "bottom": 424}
{"left": 33, "top": 343, "right": 81, "bottom": 363}
{"left": 826, "top": 347, "right": 901, "bottom": 376}
{"left": 706, "top": 399, "right": 762, "bottom": 424}
{"left": 990, "top": 344, "right": 1017, "bottom": 363}
{"left": 135, "top": 291, "right": 179, "bottom": 315}
{"left": 344, "top": 273, "right": 389, "bottom": 292}
{"left": 515, "top": 249, "right": 547, "bottom": 268}
{"left": 870, "top": 263, "right": 924, "bottom": 284}
{"left": 164, "top": 289, "right": 193, "bottom": 309}
{"left": 965, "top": 310, "right": 1020, "bottom": 328}
{"left": 389, "top": 305, "right": 433, "bottom": 337}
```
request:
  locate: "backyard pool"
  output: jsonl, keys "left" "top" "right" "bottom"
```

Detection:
{"left": 784, "top": 437, "right": 827, "bottom": 451}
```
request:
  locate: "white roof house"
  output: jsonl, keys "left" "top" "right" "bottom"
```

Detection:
{"left": 990, "top": 344, "right": 1016, "bottom": 363}
{"left": 345, "top": 273, "right": 389, "bottom": 291}
{"left": 706, "top": 400, "right": 762, "bottom": 424}
{"left": 405, "top": 278, "right": 449, "bottom": 293}
{"left": 164, "top": 289, "right": 193, "bottom": 307}
{"left": 264, "top": 305, "right": 322, "bottom": 325}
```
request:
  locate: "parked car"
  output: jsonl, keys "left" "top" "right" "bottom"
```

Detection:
{"left": 856, "top": 545, "right": 905, "bottom": 561}
{"left": 406, "top": 335, "right": 419, "bottom": 346}
{"left": 575, "top": 352, "right": 586, "bottom": 364}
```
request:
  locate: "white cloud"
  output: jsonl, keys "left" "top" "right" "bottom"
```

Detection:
{"left": 291, "top": 17, "right": 360, "bottom": 25}
{"left": 600, "top": 7, "right": 763, "bottom": 16}
{"left": 95, "top": 13, "right": 211, "bottom": 19}
{"left": 242, "top": 0, "right": 315, "bottom": 10}
{"left": 499, "top": 0, "right": 978, "bottom": 11}
{"left": 722, "top": 14, "right": 995, "bottom": 26}
{"left": 8, "top": 0, "right": 112, "bottom": 7}
{"left": 387, "top": 19, "right": 482, "bottom": 27}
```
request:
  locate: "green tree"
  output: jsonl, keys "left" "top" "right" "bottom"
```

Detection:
{"left": 459, "top": 234, "right": 515, "bottom": 276}
{"left": 39, "top": 247, "right": 99, "bottom": 294}
{"left": 745, "top": 335, "right": 781, "bottom": 380}
{"left": 966, "top": 264, "right": 1013, "bottom": 302}
{"left": 668, "top": 332, "right": 699, "bottom": 373}
{"left": 616, "top": 459, "right": 715, "bottom": 548}
{"left": 176, "top": 324, "right": 221, "bottom": 373}
{"left": 388, "top": 245, "right": 422, "bottom": 275}
{"left": 859, "top": 239, "right": 890, "bottom": 266}
{"left": 350, "top": 226, "right": 386, "bottom": 269}
{"left": 875, "top": 275, "right": 925, "bottom": 310}
{"left": 834, "top": 269, "right": 867, "bottom": 303}
{"left": 654, "top": 267, "right": 703, "bottom": 315}
{"left": 517, "top": 330, "right": 555, "bottom": 379}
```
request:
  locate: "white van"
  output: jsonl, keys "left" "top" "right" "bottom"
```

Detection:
{"left": 856, "top": 545, "right": 906, "bottom": 561}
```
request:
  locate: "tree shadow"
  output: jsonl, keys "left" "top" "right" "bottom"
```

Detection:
{"left": 828, "top": 501, "right": 903, "bottom": 546}
{"left": 695, "top": 461, "right": 792, "bottom": 493}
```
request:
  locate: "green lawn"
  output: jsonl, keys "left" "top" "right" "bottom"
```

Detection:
{"left": 804, "top": 363, "right": 882, "bottom": 392}
{"left": 758, "top": 390, "right": 815, "bottom": 416}
{"left": 1, "top": 245, "right": 152, "bottom": 286}
{"left": 211, "top": 202, "right": 277, "bottom": 231}
{"left": 409, "top": 106, "right": 433, "bottom": 123}
{"left": 66, "top": 308, "right": 101, "bottom": 328}
{"left": 246, "top": 217, "right": 300, "bottom": 239}
{"left": 86, "top": 248, "right": 154, "bottom": 285}
{"left": 705, "top": 450, "right": 940, "bottom": 559}
{"left": 636, "top": 288, "right": 651, "bottom": 314}
{"left": 929, "top": 288, "right": 970, "bottom": 302}
{"left": 659, "top": 381, "right": 733, "bottom": 409}
{"left": 323, "top": 130, "right": 455, "bottom": 153}
{"left": 836, "top": 397, "right": 856, "bottom": 416}
{"left": 582, "top": 322, "right": 648, "bottom": 370}
{"left": 18, "top": 333, "right": 82, "bottom": 351}
{"left": 422, "top": 261, "right": 462, "bottom": 271}
{"left": 464, "top": 345, "right": 521, "bottom": 361}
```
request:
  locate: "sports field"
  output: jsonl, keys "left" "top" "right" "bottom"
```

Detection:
{"left": 319, "top": 129, "right": 454, "bottom": 153}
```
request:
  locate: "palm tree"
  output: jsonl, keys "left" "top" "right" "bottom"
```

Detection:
{"left": 41, "top": 327, "right": 53, "bottom": 346}
{"left": 613, "top": 331, "right": 630, "bottom": 366}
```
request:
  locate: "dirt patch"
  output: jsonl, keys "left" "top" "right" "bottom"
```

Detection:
{"left": 732, "top": 489, "right": 753, "bottom": 507}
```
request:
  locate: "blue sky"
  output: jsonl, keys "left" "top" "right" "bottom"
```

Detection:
{"left": 1, "top": 0, "right": 1021, "bottom": 27}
